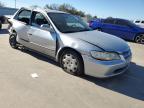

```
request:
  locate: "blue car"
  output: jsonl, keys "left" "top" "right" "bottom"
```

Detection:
{"left": 89, "top": 18, "right": 144, "bottom": 44}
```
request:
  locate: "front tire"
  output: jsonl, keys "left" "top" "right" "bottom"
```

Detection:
{"left": 135, "top": 34, "right": 144, "bottom": 44}
{"left": 60, "top": 50, "right": 84, "bottom": 76}
{"left": 9, "top": 33, "right": 18, "bottom": 49}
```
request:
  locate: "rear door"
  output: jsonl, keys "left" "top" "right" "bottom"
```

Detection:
{"left": 13, "top": 9, "right": 31, "bottom": 42}
{"left": 28, "top": 11, "right": 57, "bottom": 57}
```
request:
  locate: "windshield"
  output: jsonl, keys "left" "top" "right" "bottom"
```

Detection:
{"left": 48, "top": 13, "right": 92, "bottom": 33}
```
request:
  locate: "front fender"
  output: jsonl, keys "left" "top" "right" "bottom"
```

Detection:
{"left": 55, "top": 34, "right": 103, "bottom": 61}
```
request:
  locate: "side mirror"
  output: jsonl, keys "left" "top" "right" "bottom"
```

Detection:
{"left": 40, "top": 24, "right": 54, "bottom": 32}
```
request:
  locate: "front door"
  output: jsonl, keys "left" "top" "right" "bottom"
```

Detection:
{"left": 28, "top": 11, "right": 57, "bottom": 57}
{"left": 102, "top": 19, "right": 117, "bottom": 36}
{"left": 113, "top": 19, "right": 134, "bottom": 40}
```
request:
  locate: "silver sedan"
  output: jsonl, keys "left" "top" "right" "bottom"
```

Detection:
{"left": 8, "top": 7, "right": 132, "bottom": 78}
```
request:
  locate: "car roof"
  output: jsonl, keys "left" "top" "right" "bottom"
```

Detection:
{"left": 21, "top": 7, "right": 67, "bottom": 14}
{"left": 105, "top": 18, "right": 126, "bottom": 20}
{"left": 104, "top": 18, "right": 132, "bottom": 22}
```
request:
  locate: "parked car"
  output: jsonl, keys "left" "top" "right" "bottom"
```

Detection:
{"left": 134, "top": 20, "right": 144, "bottom": 28}
{"left": 8, "top": 7, "right": 132, "bottom": 78}
{"left": 89, "top": 18, "right": 144, "bottom": 44}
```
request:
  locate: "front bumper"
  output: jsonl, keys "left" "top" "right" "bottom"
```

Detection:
{"left": 82, "top": 54, "right": 132, "bottom": 78}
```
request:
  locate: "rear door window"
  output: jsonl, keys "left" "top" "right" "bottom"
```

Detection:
{"left": 15, "top": 10, "right": 31, "bottom": 24}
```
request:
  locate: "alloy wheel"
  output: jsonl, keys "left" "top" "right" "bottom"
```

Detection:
{"left": 135, "top": 34, "right": 144, "bottom": 44}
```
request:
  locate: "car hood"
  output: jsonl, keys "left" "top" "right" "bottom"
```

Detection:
{"left": 66, "top": 30, "right": 130, "bottom": 53}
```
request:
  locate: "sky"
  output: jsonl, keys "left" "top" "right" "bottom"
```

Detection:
{"left": 1, "top": 0, "right": 144, "bottom": 20}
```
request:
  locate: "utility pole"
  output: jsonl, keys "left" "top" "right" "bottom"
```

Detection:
{"left": 15, "top": 0, "right": 16, "bottom": 8}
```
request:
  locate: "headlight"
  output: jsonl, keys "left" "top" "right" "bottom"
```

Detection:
{"left": 91, "top": 51, "right": 120, "bottom": 61}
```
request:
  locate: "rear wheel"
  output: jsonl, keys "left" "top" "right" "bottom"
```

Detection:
{"left": 60, "top": 50, "right": 84, "bottom": 76}
{"left": 135, "top": 34, "right": 144, "bottom": 44}
{"left": 9, "top": 33, "right": 18, "bottom": 49}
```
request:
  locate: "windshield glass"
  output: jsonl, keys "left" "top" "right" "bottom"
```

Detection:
{"left": 48, "top": 13, "right": 92, "bottom": 33}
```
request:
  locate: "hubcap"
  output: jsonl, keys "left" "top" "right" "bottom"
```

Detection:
{"left": 62, "top": 54, "right": 79, "bottom": 73}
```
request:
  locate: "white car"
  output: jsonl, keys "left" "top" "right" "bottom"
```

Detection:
{"left": 134, "top": 20, "right": 144, "bottom": 28}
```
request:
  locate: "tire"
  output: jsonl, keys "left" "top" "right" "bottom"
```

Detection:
{"left": 9, "top": 33, "right": 18, "bottom": 49}
{"left": 60, "top": 50, "right": 84, "bottom": 76}
{"left": 135, "top": 34, "right": 144, "bottom": 44}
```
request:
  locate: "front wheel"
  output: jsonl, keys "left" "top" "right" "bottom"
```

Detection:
{"left": 60, "top": 50, "right": 84, "bottom": 76}
{"left": 9, "top": 33, "right": 18, "bottom": 49}
{"left": 135, "top": 34, "right": 144, "bottom": 44}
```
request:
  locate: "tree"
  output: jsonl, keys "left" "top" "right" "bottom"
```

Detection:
{"left": 44, "top": 3, "right": 85, "bottom": 17}
{"left": 0, "top": 2, "right": 4, "bottom": 7}
{"left": 93, "top": 15, "right": 97, "bottom": 19}
{"left": 58, "top": 3, "right": 85, "bottom": 17}
{"left": 44, "top": 4, "right": 59, "bottom": 10}
{"left": 107, "top": 16, "right": 113, "bottom": 19}
{"left": 59, "top": 4, "right": 74, "bottom": 12}
{"left": 85, "top": 14, "right": 93, "bottom": 22}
